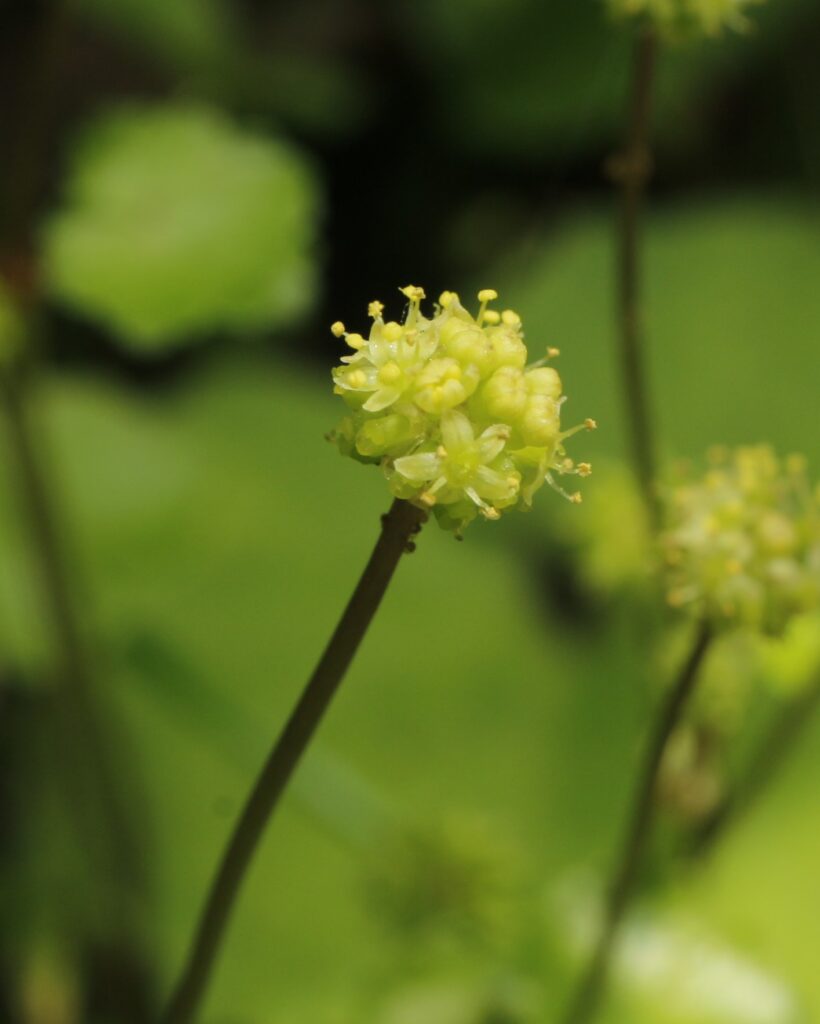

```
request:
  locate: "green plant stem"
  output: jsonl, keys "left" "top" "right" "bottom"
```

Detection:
{"left": 689, "top": 672, "right": 820, "bottom": 861}
{"left": 560, "top": 620, "right": 712, "bottom": 1024}
{"left": 612, "top": 26, "right": 660, "bottom": 532}
{"left": 162, "top": 497, "right": 426, "bottom": 1024}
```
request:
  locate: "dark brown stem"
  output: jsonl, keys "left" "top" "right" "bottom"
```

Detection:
{"left": 0, "top": 357, "right": 138, "bottom": 871}
{"left": 162, "top": 498, "right": 426, "bottom": 1024}
{"left": 560, "top": 620, "right": 712, "bottom": 1024}
{"left": 0, "top": 354, "right": 153, "bottom": 1021}
{"left": 611, "top": 26, "right": 660, "bottom": 532}
{"left": 1, "top": 0, "right": 69, "bottom": 262}
{"left": 689, "top": 672, "right": 820, "bottom": 861}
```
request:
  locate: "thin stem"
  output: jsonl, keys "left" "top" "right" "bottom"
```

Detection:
{"left": 0, "top": 358, "right": 138, "bottom": 871}
{"left": 611, "top": 26, "right": 660, "bottom": 532}
{"left": 162, "top": 497, "right": 426, "bottom": 1024}
{"left": 560, "top": 620, "right": 712, "bottom": 1024}
{"left": 689, "top": 672, "right": 820, "bottom": 861}
{"left": 0, "top": 355, "right": 153, "bottom": 1020}
{"left": 1, "top": 0, "right": 69, "bottom": 259}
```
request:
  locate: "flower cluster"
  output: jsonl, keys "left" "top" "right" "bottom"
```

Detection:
{"left": 329, "top": 287, "right": 595, "bottom": 533}
{"left": 660, "top": 446, "right": 820, "bottom": 635}
{"left": 609, "top": 0, "right": 764, "bottom": 36}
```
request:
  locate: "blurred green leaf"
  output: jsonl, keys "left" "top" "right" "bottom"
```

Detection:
{"left": 491, "top": 196, "right": 820, "bottom": 467}
{"left": 43, "top": 104, "right": 320, "bottom": 351}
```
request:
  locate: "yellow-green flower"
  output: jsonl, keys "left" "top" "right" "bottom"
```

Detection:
{"left": 661, "top": 446, "right": 820, "bottom": 634}
{"left": 329, "top": 286, "right": 595, "bottom": 533}
{"left": 391, "top": 410, "right": 519, "bottom": 522}
{"left": 609, "top": 0, "right": 765, "bottom": 36}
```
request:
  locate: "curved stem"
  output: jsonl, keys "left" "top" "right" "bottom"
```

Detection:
{"left": 560, "top": 620, "right": 712, "bottom": 1024}
{"left": 612, "top": 26, "right": 660, "bottom": 532}
{"left": 161, "top": 497, "right": 426, "bottom": 1024}
{"left": 689, "top": 671, "right": 820, "bottom": 861}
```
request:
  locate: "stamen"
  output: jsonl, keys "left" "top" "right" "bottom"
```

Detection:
{"left": 476, "top": 287, "right": 498, "bottom": 324}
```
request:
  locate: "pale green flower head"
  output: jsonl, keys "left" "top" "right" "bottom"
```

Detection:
{"left": 661, "top": 446, "right": 820, "bottom": 635}
{"left": 609, "top": 0, "right": 765, "bottom": 36}
{"left": 329, "top": 286, "right": 596, "bottom": 533}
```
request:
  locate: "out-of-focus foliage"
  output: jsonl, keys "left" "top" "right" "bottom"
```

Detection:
{"left": 74, "top": 0, "right": 372, "bottom": 136}
{"left": 43, "top": 104, "right": 320, "bottom": 351}
{"left": 490, "top": 199, "right": 820, "bottom": 467}
{"left": 403, "top": 0, "right": 816, "bottom": 160}
{"left": 555, "top": 877, "right": 801, "bottom": 1023}
{"left": 609, "top": 0, "right": 765, "bottom": 38}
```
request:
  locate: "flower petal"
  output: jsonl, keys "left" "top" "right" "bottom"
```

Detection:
{"left": 363, "top": 387, "right": 401, "bottom": 412}
{"left": 477, "top": 424, "right": 510, "bottom": 464}
{"left": 393, "top": 451, "right": 441, "bottom": 483}
{"left": 476, "top": 465, "right": 519, "bottom": 501}
{"left": 440, "top": 409, "right": 474, "bottom": 453}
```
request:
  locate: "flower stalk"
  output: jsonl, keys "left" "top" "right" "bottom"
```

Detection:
{"left": 560, "top": 619, "right": 712, "bottom": 1024}
{"left": 689, "top": 670, "right": 820, "bottom": 860}
{"left": 162, "top": 497, "right": 426, "bottom": 1024}
{"left": 610, "top": 25, "right": 660, "bottom": 532}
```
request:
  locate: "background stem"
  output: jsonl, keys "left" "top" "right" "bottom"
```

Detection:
{"left": 613, "top": 26, "right": 660, "bottom": 531}
{"left": 560, "top": 620, "right": 712, "bottom": 1024}
{"left": 162, "top": 497, "right": 426, "bottom": 1024}
{"left": 0, "top": 353, "right": 153, "bottom": 1021}
{"left": 689, "top": 672, "right": 820, "bottom": 861}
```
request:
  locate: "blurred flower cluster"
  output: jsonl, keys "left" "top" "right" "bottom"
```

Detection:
{"left": 661, "top": 446, "right": 820, "bottom": 635}
{"left": 610, "top": 0, "right": 764, "bottom": 36}
{"left": 330, "top": 287, "right": 594, "bottom": 533}
{"left": 365, "top": 816, "right": 521, "bottom": 953}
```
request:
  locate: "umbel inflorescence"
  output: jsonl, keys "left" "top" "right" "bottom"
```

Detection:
{"left": 329, "top": 286, "right": 595, "bottom": 533}
{"left": 610, "top": 0, "right": 764, "bottom": 36}
{"left": 661, "top": 446, "right": 820, "bottom": 635}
